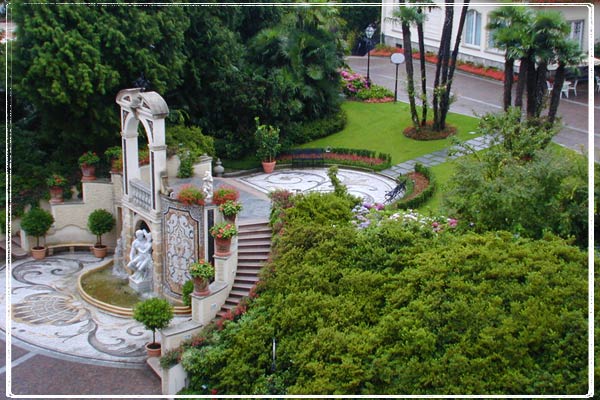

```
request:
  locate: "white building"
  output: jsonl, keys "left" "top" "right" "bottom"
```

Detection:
{"left": 380, "top": 2, "right": 598, "bottom": 70}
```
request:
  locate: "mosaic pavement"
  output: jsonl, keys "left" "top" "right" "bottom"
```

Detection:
{"left": 2, "top": 253, "right": 189, "bottom": 366}
{"left": 237, "top": 168, "right": 398, "bottom": 204}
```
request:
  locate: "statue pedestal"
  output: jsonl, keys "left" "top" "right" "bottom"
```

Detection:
{"left": 129, "top": 276, "right": 152, "bottom": 294}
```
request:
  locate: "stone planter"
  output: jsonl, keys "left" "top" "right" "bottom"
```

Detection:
{"left": 192, "top": 276, "right": 210, "bottom": 296}
{"left": 214, "top": 237, "right": 232, "bottom": 257}
{"left": 81, "top": 164, "right": 96, "bottom": 182}
{"left": 49, "top": 186, "right": 64, "bottom": 204}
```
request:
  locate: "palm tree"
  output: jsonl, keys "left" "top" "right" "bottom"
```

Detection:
{"left": 432, "top": 0, "right": 470, "bottom": 131}
{"left": 487, "top": 6, "right": 533, "bottom": 111}
{"left": 526, "top": 10, "right": 571, "bottom": 118}
{"left": 392, "top": 4, "right": 420, "bottom": 128}
{"left": 548, "top": 39, "right": 583, "bottom": 124}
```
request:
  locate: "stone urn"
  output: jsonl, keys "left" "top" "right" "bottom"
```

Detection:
{"left": 49, "top": 187, "right": 64, "bottom": 204}
{"left": 81, "top": 164, "right": 96, "bottom": 182}
{"left": 215, "top": 237, "right": 232, "bottom": 257}
{"left": 193, "top": 276, "right": 211, "bottom": 296}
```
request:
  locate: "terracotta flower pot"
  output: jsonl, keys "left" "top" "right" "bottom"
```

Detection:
{"left": 49, "top": 186, "right": 64, "bottom": 204}
{"left": 261, "top": 161, "right": 276, "bottom": 174}
{"left": 81, "top": 164, "right": 96, "bottom": 182}
{"left": 145, "top": 342, "right": 161, "bottom": 358}
{"left": 31, "top": 246, "right": 47, "bottom": 260}
{"left": 215, "top": 237, "right": 232, "bottom": 257}
{"left": 92, "top": 245, "right": 107, "bottom": 258}
{"left": 193, "top": 276, "right": 211, "bottom": 296}
{"left": 224, "top": 214, "right": 236, "bottom": 223}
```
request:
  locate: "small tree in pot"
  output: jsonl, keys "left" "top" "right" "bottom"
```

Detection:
{"left": 87, "top": 209, "right": 116, "bottom": 258}
{"left": 254, "top": 116, "right": 281, "bottom": 173}
{"left": 20, "top": 208, "right": 54, "bottom": 260}
{"left": 133, "top": 297, "right": 174, "bottom": 357}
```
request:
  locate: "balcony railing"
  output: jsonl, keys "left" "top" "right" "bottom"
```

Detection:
{"left": 129, "top": 179, "right": 152, "bottom": 211}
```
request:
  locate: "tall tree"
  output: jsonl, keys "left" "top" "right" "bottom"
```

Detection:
{"left": 487, "top": 6, "right": 533, "bottom": 111}
{"left": 547, "top": 39, "right": 583, "bottom": 124}
{"left": 392, "top": 4, "right": 420, "bottom": 128}
{"left": 12, "top": 3, "right": 189, "bottom": 157}
{"left": 432, "top": 1, "right": 469, "bottom": 131}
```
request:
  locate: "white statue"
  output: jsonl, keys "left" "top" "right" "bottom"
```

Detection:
{"left": 202, "top": 171, "right": 213, "bottom": 199}
{"left": 128, "top": 229, "right": 153, "bottom": 282}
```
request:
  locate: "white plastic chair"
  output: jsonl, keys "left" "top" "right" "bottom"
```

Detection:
{"left": 561, "top": 81, "right": 572, "bottom": 98}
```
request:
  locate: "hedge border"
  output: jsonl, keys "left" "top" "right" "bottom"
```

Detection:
{"left": 394, "top": 163, "right": 435, "bottom": 209}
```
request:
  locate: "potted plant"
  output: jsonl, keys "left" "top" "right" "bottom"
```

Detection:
{"left": 78, "top": 151, "right": 100, "bottom": 182}
{"left": 218, "top": 200, "right": 243, "bottom": 223}
{"left": 132, "top": 297, "right": 174, "bottom": 358}
{"left": 177, "top": 184, "right": 205, "bottom": 206}
{"left": 188, "top": 259, "right": 215, "bottom": 296}
{"left": 87, "top": 209, "right": 116, "bottom": 258}
{"left": 254, "top": 117, "right": 281, "bottom": 173}
{"left": 46, "top": 173, "right": 68, "bottom": 204}
{"left": 105, "top": 146, "right": 122, "bottom": 173}
{"left": 20, "top": 208, "right": 54, "bottom": 260}
{"left": 212, "top": 186, "right": 239, "bottom": 206}
{"left": 209, "top": 222, "right": 238, "bottom": 256}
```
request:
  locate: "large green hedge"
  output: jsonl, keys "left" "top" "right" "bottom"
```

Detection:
{"left": 181, "top": 193, "right": 588, "bottom": 395}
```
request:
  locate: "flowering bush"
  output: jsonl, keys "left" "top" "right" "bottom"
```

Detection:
{"left": 46, "top": 173, "right": 67, "bottom": 188}
{"left": 218, "top": 200, "right": 243, "bottom": 217}
{"left": 210, "top": 222, "right": 238, "bottom": 239}
{"left": 212, "top": 186, "right": 239, "bottom": 205}
{"left": 352, "top": 205, "right": 459, "bottom": 234}
{"left": 78, "top": 151, "right": 100, "bottom": 167}
{"left": 340, "top": 69, "right": 370, "bottom": 97}
{"left": 188, "top": 260, "right": 214, "bottom": 279}
{"left": 177, "top": 184, "right": 205, "bottom": 206}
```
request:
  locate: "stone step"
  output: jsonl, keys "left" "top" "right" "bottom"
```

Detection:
{"left": 238, "top": 239, "right": 272, "bottom": 248}
{"left": 234, "top": 275, "right": 260, "bottom": 285}
{"left": 237, "top": 262, "right": 264, "bottom": 270}
{"left": 232, "top": 282, "right": 255, "bottom": 291}
{"left": 229, "top": 289, "right": 247, "bottom": 298}
{"left": 238, "top": 231, "right": 273, "bottom": 240}
{"left": 238, "top": 253, "right": 269, "bottom": 262}
{"left": 238, "top": 221, "right": 270, "bottom": 231}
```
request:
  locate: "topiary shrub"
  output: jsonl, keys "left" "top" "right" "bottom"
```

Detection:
{"left": 20, "top": 208, "right": 54, "bottom": 248}
{"left": 87, "top": 209, "right": 116, "bottom": 247}
{"left": 133, "top": 297, "right": 174, "bottom": 346}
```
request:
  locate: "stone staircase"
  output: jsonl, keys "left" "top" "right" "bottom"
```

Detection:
{"left": 0, "top": 235, "right": 28, "bottom": 260}
{"left": 216, "top": 220, "right": 271, "bottom": 319}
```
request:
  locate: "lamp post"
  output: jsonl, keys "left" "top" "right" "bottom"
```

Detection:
{"left": 365, "top": 24, "right": 376, "bottom": 84}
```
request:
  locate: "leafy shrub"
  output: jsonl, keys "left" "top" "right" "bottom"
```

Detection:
{"left": 160, "top": 348, "right": 181, "bottom": 369}
{"left": 166, "top": 124, "right": 215, "bottom": 158}
{"left": 212, "top": 186, "right": 239, "bottom": 205}
{"left": 182, "top": 279, "right": 194, "bottom": 307}
{"left": 394, "top": 163, "right": 436, "bottom": 210}
{"left": 87, "top": 209, "right": 116, "bottom": 246}
{"left": 283, "top": 110, "right": 347, "bottom": 146}
{"left": 177, "top": 150, "right": 195, "bottom": 178}
{"left": 177, "top": 184, "right": 205, "bottom": 206}
{"left": 177, "top": 190, "right": 588, "bottom": 395}
{"left": 255, "top": 117, "right": 281, "bottom": 163}
{"left": 20, "top": 207, "right": 54, "bottom": 248}
{"left": 355, "top": 85, "right": 394, "bottom": 100}
{"left": 132, "top": 297, "right": 174, "bottom": 345}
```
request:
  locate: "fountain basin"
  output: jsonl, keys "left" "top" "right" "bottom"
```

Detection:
{"left": 78, "top": 261, "right": 191, "bottom": 317}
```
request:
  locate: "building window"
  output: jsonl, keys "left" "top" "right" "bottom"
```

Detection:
{"left": 569, "top": 20, "right": 584, "bottom": 49}
{"left": 465, "top": 10, "right": 482, "bottom": 47}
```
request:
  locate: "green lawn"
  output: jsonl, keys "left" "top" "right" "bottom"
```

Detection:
{"left": 301, "top": 101, "right": 480, "bottom": 164}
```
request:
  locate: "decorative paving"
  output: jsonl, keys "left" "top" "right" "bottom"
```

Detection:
{"left": 237, "top": 168, "right": 398, "bottom": 204}
{"left": 2, "top": 253, "right": 188, "bottom": 366}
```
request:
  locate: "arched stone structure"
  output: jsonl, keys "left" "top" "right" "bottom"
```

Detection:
{"left": 116, "top": 88, "right": 169, "bottom": 294}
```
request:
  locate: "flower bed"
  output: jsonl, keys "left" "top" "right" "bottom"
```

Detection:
{"left": 278, "top": 147, "right": 392, "bottom": 171}
{"left": 368, "top": 48, "right": 507, "bottom": 82}
{"left": 340, "top": 69, "right": 394, "bottom": 102}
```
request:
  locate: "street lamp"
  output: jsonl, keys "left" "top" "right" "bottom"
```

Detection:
{"left": 365, "top": 24, "right": 376, "bottom": 84}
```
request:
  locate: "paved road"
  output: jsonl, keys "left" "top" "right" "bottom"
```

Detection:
{"left": 346, "top": 55, "right": 599, "bottom": 161}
